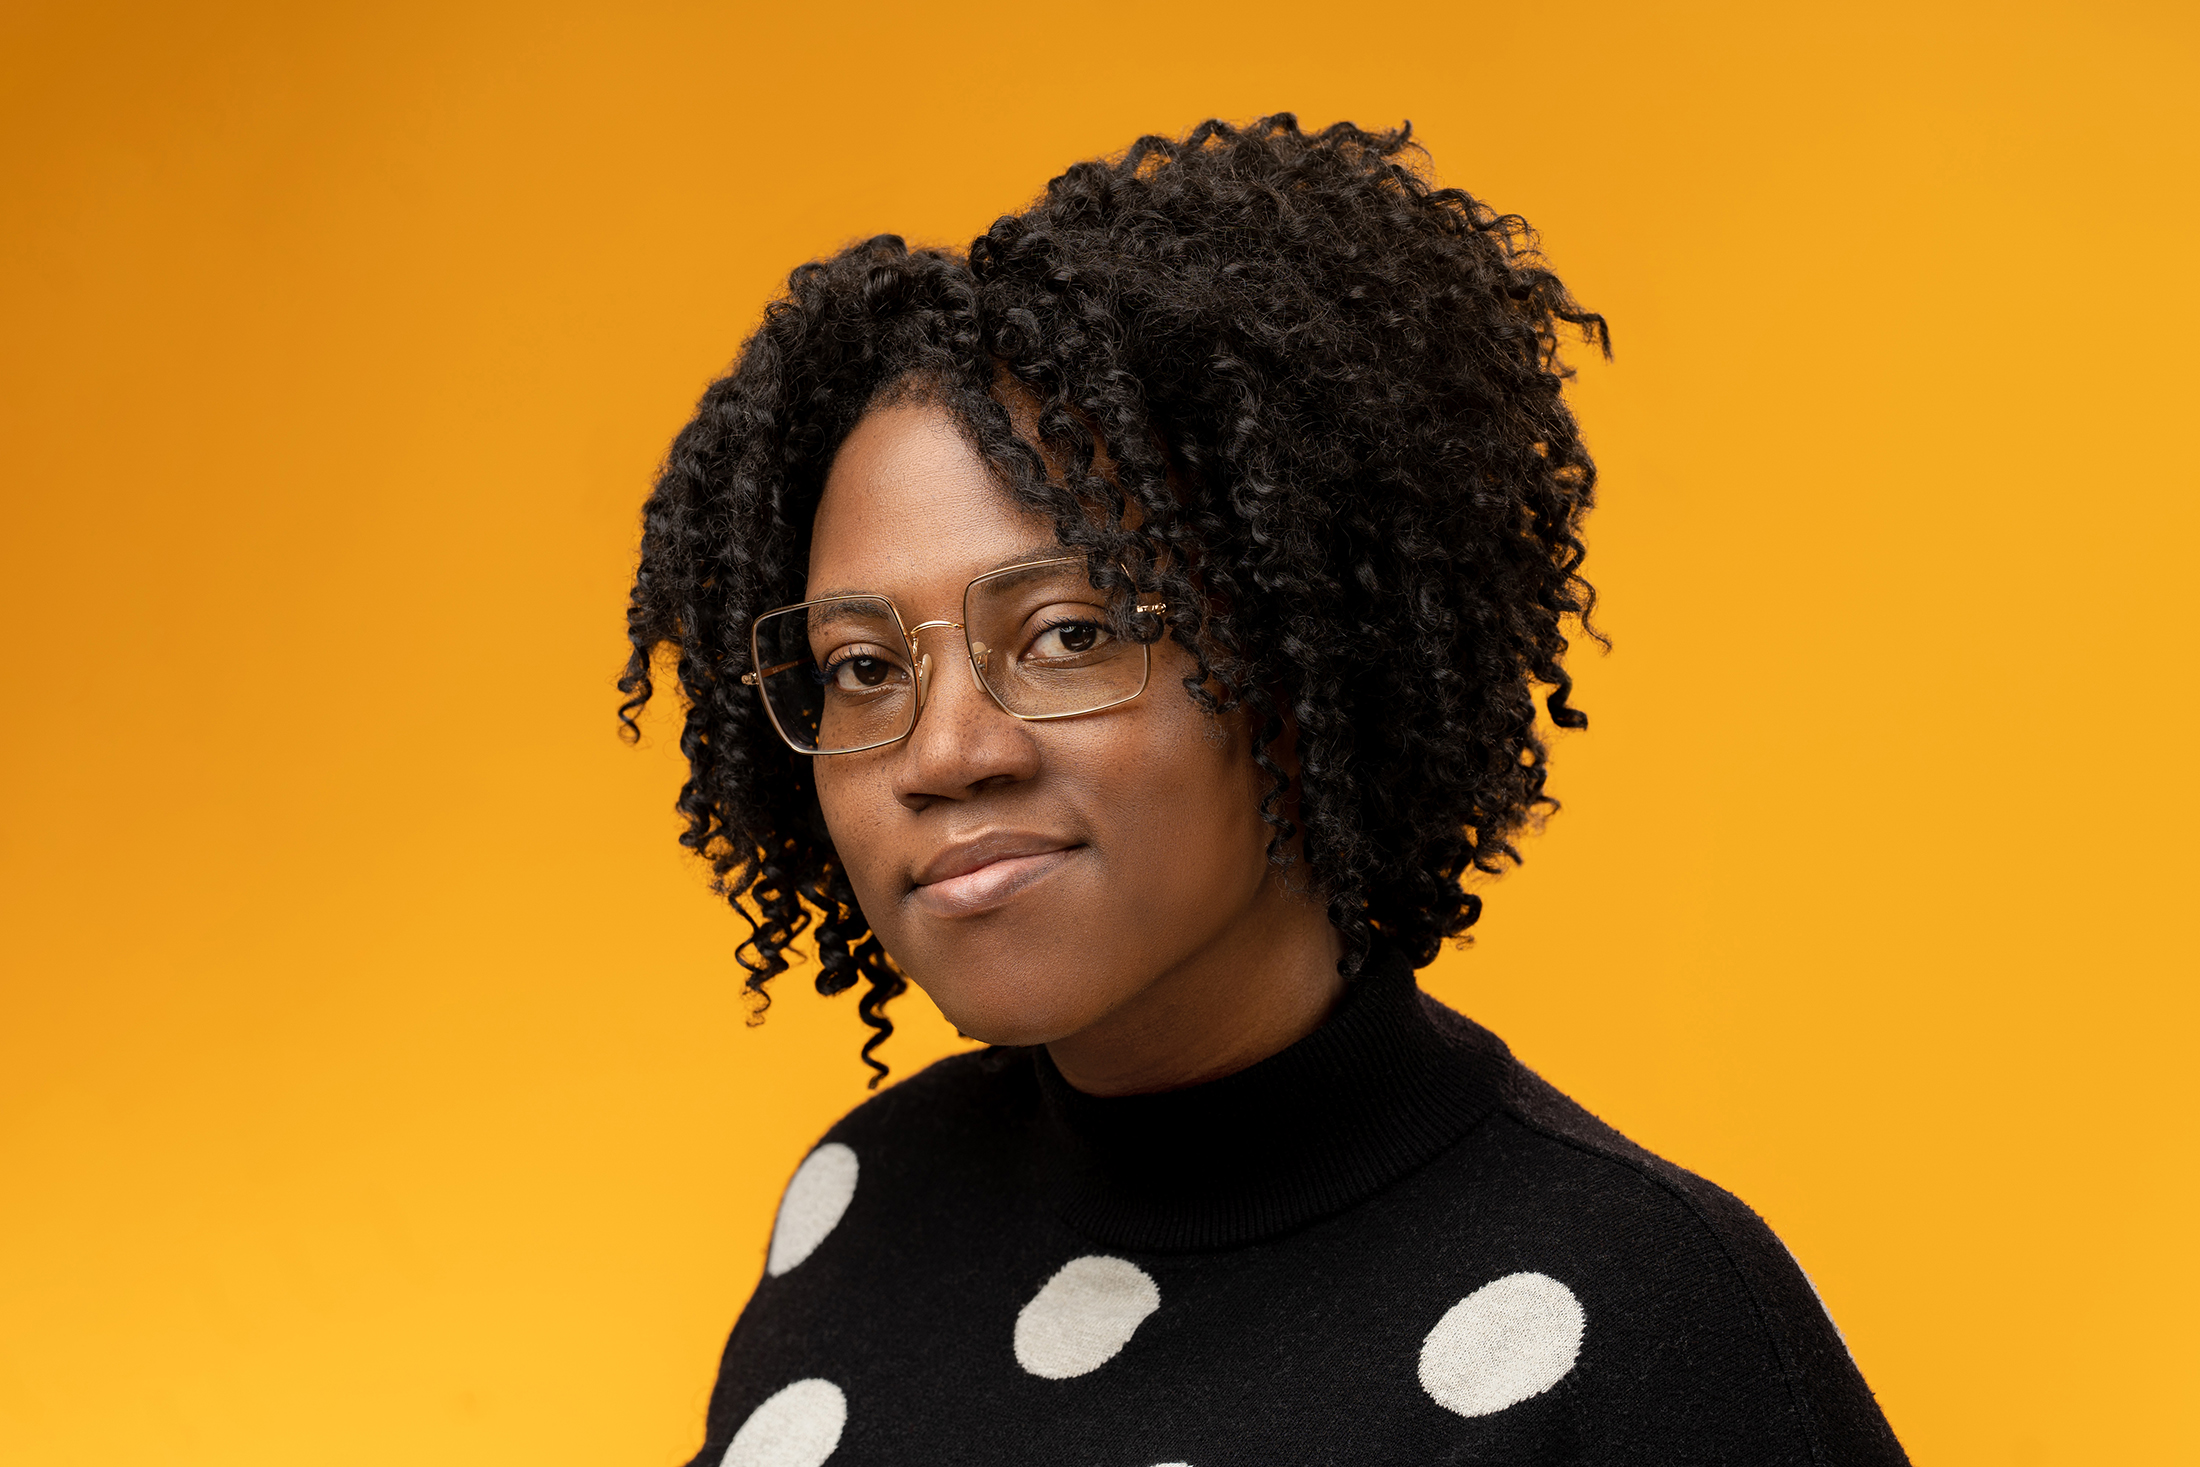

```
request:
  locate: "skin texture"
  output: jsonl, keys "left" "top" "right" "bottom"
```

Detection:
{"left": 808, "top": 402, "right": 1344, "bottom": 1096}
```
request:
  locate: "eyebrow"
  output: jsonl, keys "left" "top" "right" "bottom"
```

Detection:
{"left": 800, "top": 600, "right": 901, "bottom": 632}
{"left": 805, "top": 543, "right": 1072, "bottom": 603}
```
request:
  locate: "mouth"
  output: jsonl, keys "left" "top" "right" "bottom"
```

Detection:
{"left": 909, "top": 833, "right": 1082, "bottom": 919}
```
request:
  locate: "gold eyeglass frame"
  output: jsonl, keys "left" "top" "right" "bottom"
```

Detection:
{"left": 738, "top": 555, "right": 1168, "bottom": 756}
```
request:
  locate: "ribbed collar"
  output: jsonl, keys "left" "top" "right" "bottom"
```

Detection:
{"left": 1028, "top": 956, "right": 1509, "bottom": 1252}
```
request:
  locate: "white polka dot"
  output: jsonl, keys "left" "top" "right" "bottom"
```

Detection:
{"left": 1418, "top": 1271, "right": 1585, "bottom": 1418}
{"left": 1013, "top": 1254, "right": 1162, "bottom": 1379}
{"left": 720, "top": 1377, "right": 846, "bottom": 1467}
{"left": 767, "top": 1143, "right": 858, "bottom": 1277}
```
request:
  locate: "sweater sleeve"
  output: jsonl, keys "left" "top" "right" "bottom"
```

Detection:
{"left": 1500, "top": 1063, "right": 1909, "bottom": 1466}
{"left": 1676, "top": 1177, "right": 1911, "bottom": 1465}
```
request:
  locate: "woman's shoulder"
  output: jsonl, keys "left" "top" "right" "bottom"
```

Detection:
{"left": 1415, "top": 995, "right": 1905, "bottom": 1463}
{"left": 1421, "top": 992, "right": 1821, "bottom": 1265}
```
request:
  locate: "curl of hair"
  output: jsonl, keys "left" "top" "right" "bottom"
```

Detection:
{"left": 620, "top": 115, "right": 1607, "bottom": 1084}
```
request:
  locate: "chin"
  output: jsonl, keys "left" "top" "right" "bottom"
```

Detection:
{"left": 907, "top": 948, "right": 1124, "bottom": 1050}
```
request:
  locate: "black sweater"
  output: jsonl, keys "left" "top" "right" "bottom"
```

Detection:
{"left": 690, "top": 960, "right": 1908, "bottom": 1466}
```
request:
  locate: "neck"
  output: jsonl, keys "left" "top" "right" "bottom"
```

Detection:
{"left": 1043, "top": 870, "right": 1345, "bottom": 1097}
{"left": 1028, "top": 950, "right": 1507, "bottom": 1250}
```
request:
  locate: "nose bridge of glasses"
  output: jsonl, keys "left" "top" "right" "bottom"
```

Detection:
{"left": 902, "top": 618, "right": 977, "bottom": 713}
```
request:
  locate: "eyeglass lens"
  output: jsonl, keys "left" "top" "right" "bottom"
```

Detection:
{"left": 749, "top": 560, "right": 1149, "bottom": 754}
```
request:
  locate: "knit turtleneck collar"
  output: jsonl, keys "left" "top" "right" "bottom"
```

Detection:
{"left": 1028, "top": 955, "right": 1509, "bottom": 1252}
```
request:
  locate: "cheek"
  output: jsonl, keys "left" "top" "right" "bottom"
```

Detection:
{"left": 1092, "top": 701, "right": 1272, "bottom": 913}
{"left": 813, "top": 763, "right": 895, "bottom": 893}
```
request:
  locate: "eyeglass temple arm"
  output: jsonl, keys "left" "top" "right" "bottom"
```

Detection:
{"left": 738, "top": 658, "right": 802, "bottom": 686}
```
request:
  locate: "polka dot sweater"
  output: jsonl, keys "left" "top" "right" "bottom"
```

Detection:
{"left": 691, "top": 960, "right": 1909, "bottom": 1466}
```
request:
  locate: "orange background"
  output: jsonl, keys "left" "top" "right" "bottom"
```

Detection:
{"left": 3, "top": 1, "right": 2194, "bottom": 1462}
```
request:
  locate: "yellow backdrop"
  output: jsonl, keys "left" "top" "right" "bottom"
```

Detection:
{"left": 3, "top": 0, "right": 2194, "bottom": 1462}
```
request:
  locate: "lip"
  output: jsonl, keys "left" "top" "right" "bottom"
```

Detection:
{"left": 909, "top": 830, "right": 1081, "bottom": 918}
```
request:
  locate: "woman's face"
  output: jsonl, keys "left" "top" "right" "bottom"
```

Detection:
{"left": 804, "top": 401, "right": 1309, "bottom": 1055}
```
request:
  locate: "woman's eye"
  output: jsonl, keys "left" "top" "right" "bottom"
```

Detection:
{"left": 1029, "top": 620, "right": 1109, "bottom": 659}
{"left": 822, "top": 651, "right": 904, "bottom": 691}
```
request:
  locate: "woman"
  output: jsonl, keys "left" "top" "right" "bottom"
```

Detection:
{"left": 620, "top": 116, "right": 1907, "bottom": 1467}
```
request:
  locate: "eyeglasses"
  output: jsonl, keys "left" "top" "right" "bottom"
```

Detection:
{"left": 740, "top": 555, "right": 1169, "bottom": 756}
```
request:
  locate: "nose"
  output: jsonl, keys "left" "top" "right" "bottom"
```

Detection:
{"left": 895, "top": 627, "right": 1040, "bottom": 807}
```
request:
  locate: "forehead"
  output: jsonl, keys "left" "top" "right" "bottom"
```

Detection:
{"left": 806, "top": 401, "right": 1061, "bottom": 603}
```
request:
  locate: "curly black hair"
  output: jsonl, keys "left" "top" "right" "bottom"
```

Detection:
{"left": 619, "top": 114, "right": 1608, "bottom": 1083}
